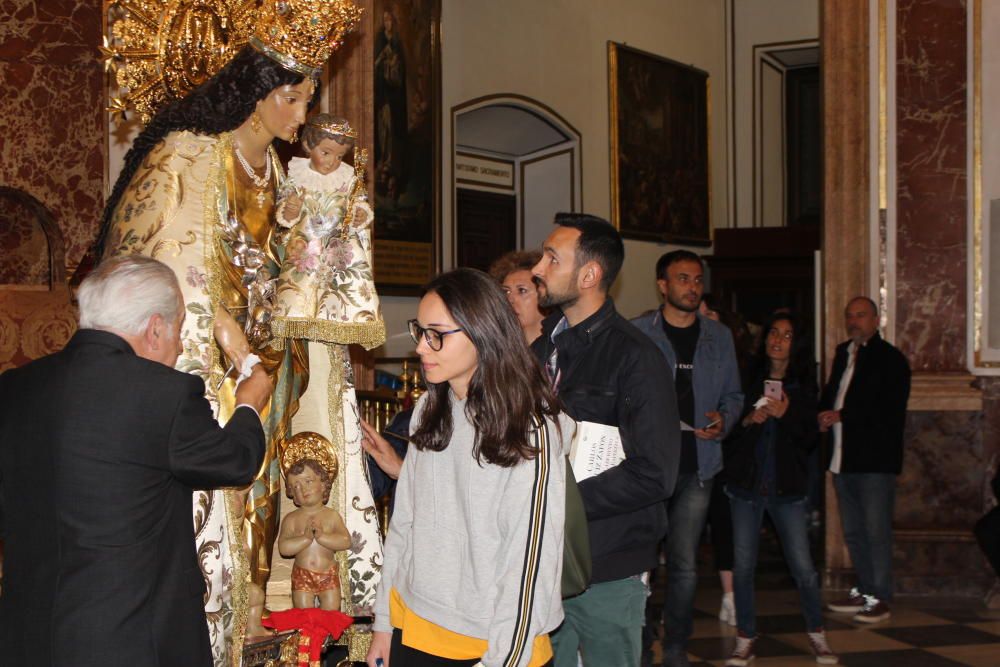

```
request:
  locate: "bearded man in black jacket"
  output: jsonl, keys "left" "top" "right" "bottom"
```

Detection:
{"left": 531, "top": 213, "right": 680, "bottom": 667}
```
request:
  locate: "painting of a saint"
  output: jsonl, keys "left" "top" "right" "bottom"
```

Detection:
{"left": 373, "top": 0, "right": 439, "bottom": 290}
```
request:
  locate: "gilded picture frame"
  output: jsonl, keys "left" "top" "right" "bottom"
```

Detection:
{"left": 372, "top": 0, "right": 441, "bottom": 294}
{"left": 609, "top": 42, "right": 711, "bottom": 245}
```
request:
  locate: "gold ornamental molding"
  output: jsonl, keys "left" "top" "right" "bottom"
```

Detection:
{"left": 102, "top": 0, "right": 257, "bottom": 123}
{"left": 907, "top": 372, "right": 983, "bottom": 412}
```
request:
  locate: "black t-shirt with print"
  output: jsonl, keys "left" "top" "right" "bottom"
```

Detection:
{"left": 663, "top": 316, "right": 700, "bottom": 474}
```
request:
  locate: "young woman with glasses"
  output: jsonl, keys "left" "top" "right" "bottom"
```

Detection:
{"left": 366, "top": 268, "right": 572, "bottom": 667}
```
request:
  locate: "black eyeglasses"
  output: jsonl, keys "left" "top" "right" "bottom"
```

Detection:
{"left": 407, "top": 319, "right": 464, "bottom": 351}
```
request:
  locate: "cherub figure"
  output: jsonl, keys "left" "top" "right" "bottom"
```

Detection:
{"left": 278, "top": 434, "right": 352, "bottom": 611}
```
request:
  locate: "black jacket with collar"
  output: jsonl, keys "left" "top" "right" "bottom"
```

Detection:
{"left": 819, "top": 332, "right": 911, "bottom": 474}
{"left": 724, "top": 373, "right": 819, "bottom": 498}
{"left": 531, "top": 298, "right": 680, "bottom": 584}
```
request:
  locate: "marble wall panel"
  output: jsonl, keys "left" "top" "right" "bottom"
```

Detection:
{"left": 894, "top": 0, "right": 967, "bottom": 371}
{"left": 897, "top": 411, "right": 985, "bottom": 528}
{"left": 0, "top": 0, "right": 103, "bottom": 274}
{"left": 885, "top": 409, "right": 996, "bottom": 597}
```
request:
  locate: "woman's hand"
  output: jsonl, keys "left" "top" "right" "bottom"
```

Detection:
{"left": 743, "top": 407, "right": 769, "bottom": 427}
{"left": 763, "top": 392, "right": 790, "bottom": 419}
{"left": 361, "top": 419, "right": 404, "bottom": 480}
{"left": 366, "top": 630, "right": 392, "bottom": 667}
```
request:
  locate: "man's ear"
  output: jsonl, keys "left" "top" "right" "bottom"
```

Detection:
{"left": 145, "top": 313, "right": 166, "bottom": 351}
{"left": 578, "top": 260, "right": 603, "bottom": 291}
{"left": 656, "top": 278, "right": 668, "bottom": 297}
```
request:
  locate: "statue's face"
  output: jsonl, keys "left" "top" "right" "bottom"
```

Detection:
{"left": 255, "top": 79, "right": 314, "bottom": 142}
{"left": 307, "top": 136, "right": 351, "bottom": 175}
{"left": 288, "top": 466, "right": 325, "bottom": 508}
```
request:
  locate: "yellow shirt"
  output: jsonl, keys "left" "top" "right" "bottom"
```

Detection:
{"left": 389, "top": 588, "right": 553, "bottom": 666}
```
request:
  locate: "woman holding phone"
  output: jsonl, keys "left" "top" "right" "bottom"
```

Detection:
{"left": 723, "top": 313, "right": 838, "bottom": 666}
{"left": 367, "top": 268, "right": 571, "bottom": 667}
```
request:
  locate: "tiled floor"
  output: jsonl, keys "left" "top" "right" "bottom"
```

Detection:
{"left": 646, "top": 550, "right": 1000, "bottom": 666}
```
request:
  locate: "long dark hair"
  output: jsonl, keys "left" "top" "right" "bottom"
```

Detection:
{"left": 749, "top": 311, "right": 816, "bottom": 388}
{"left": 410, "top": 268, "right": 561, "bottom": 467}
{"left": 96, "top": 46, "right": 316, "bottom": 256}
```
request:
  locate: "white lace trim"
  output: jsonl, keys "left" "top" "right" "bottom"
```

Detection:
{"left": 286, "top": 156, "right": 355, "bottom": 193}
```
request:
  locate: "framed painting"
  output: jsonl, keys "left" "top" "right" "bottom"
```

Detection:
{"left": 372, "top": 0, "right": 441, "bottom": 293}
{"left": 608, "top": 42, "right": 711, "bottom": 245}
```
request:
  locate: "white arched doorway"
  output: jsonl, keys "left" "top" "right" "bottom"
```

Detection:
{"left": 450, "top": 94, "right": 582, "bottom": 270}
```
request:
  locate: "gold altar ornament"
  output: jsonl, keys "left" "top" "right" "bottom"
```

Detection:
{"left": 104, "top": 0, "right": 362, "bottom": 124}
{"left": 105, "top": 0, "right": 257, "bottom": 123}
{"left": 281, "top": 431, "right": 339, "bottom": 480}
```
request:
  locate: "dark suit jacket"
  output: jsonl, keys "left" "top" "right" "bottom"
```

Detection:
{"left": 0, "top": 329, "right": 266, "bottom": 667}
{"left": 819, "top": 332, "right": 911, "bottom": 474}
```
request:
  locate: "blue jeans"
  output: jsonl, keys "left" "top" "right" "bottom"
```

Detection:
{"left": 663, "top": 473, "right": 713, "bottom": 648}
{"left": 551, "top": 577, "right": 647, "bottom": 667}
{"left": 833, "top": 472, "right": 896, "bottom": 602}
{"left": 729, "top": 492, "right": 824, "bottom": 637}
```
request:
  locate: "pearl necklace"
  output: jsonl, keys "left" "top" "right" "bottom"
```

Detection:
{"left": 234, "top": 145, "right": 272, "bottom": 206}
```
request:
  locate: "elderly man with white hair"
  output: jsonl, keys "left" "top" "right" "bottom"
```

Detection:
{"left": 0, "top": 255, "right": 272, "bottom": 667}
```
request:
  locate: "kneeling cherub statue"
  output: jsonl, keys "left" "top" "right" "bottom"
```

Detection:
{"left": 278, "top": 434, "right": 352, "bottom": 611}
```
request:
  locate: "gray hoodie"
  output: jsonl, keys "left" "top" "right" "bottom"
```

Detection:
{"left": 373, "top": 392, "right": 572, "bottom": 667}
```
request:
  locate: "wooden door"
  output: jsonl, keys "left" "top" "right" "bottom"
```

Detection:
{"left": 456, "top": 188, "right": 515, "bottom": 272}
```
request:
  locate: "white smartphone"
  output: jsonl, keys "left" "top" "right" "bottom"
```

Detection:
{"left": 764, "top": 379, "right": 783, "bottom": 401}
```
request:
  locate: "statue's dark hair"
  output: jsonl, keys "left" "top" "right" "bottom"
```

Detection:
{"left": 410, "top": 268, "right": 562, "bottom": 467}
{"left": 301, "top": 113, "right": 356, "bottom": 152}
{"left": 96, "top": 46, "right": 318, "bottom": 256}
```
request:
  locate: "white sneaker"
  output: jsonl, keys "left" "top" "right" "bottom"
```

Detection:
{"left": 807, "top": 630, "right": 839, "bottom": 664}
{"left": 827, "top": 586, "right": 865, "bottom": 613}
{"left": 725, "top": 634, "right": 756, "bottom": 666}
{"left": 719, "top": 592, "right": 737, "bottom": 626}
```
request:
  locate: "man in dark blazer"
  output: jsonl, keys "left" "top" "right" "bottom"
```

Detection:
{"left": 0, "top": 255, "right": 272, "bottom": 667}
{"left": 818, "top": 296, "right": 910, "bottom": 624}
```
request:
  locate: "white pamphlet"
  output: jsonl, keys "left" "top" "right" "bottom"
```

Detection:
{"left": 569, "top": 420, "right": 625, "bottom": 481}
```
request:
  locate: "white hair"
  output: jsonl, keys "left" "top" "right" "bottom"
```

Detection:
{"left": 77, "top": 255, "right": 182, "bottom": 336}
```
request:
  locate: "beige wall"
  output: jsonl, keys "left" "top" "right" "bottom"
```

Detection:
{"left": 377, "top": 0, "right": 729, "bottom": 337}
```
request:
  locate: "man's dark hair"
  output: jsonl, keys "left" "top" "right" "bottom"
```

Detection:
{"left": 655, "top": 250, "right": 703, "bottom": 281}
{"left": 553, "top": 212, "right": 624, "bottom": 291}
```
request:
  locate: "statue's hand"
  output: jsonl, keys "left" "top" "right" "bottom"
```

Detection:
{"left": 214, "top": 307, "right": 252, "bottom": 368}
{"left": 281, "top": 190, "right": 304, "bottom": 226}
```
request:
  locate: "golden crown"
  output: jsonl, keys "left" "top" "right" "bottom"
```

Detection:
{"left": 281, "top": 431, "right": 340, "bottom": 479}
{"left": 250, "top": 0, "right": 363, "bottom": 78}
{"left": 307, "top": 117, "right": 357, "bottom": 139}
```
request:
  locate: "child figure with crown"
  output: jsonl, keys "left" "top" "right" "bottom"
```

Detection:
{"left": 97, "top": 1, "right": 370, "bottom": 665}
{"left": 272, "top": 113, "right": 384, "bottom": 345}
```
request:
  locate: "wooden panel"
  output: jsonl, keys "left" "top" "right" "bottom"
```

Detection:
{"left": 455, "top": 188, "right": 515, "bottom": 272}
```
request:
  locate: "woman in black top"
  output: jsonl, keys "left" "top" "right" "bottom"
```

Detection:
{"left": 722, "top": 313, "right": 837, "bottom": 666}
